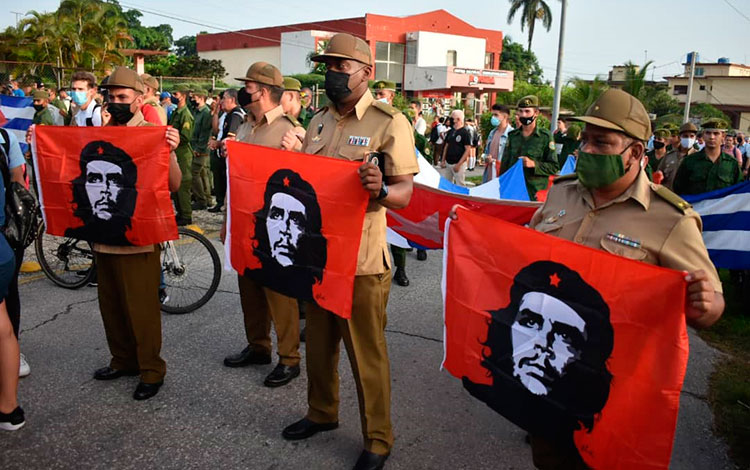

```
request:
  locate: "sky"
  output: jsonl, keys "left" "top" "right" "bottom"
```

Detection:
{"left": 2, "top": 0, "right": 750, "bottom": 82}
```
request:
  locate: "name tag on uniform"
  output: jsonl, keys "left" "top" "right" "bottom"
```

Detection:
{"left": 348, "top": 136, "right": 371, "bottom": 147}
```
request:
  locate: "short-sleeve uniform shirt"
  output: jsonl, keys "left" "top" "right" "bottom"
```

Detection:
{"left": 301, "top": 91, "right": 419, "bottom": 276}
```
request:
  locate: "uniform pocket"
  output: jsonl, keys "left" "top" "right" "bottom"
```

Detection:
{"left": 338, "top": 145, "right": 369, "bottom": 162}
{"left": 304, "top": 142, "right": 326, "bottom": 155}
{"left": 357, "top": 216, "right": 373, "bottom": 270}
{"left": 534, "top": 221, "right": 563, "bottom": 235}
{"left": 600, "top": 237, "right": 647, "bottom": 260}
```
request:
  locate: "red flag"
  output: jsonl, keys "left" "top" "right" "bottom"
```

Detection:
{"left": 386, "top": 183, "right": 540, "bottom": 249}
{"left": 443, "top": 207, "right": 689, "bottom": 470}
{"left": 32, "top": 126, "right": 177, "bottom": 246}
{"left": 226, "top": 141, "right": 368, "bottom": 318}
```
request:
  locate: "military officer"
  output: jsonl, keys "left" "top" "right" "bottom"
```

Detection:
{"left": 190, "top": 88, "right": 213, "bottom": 210}
{"left": 169, "top": 84, "right": 194, "bottom": 225}
{"left": 93, "top": 66, "right": 182, "bottom": 400}
{"left": 221, "top": 62, "right": 303, "bottom": 388}
{"left": 31, "top": 90, "right": 55, "bottom": 125}
{"left": 655, "top": 122, "right": 698, "bottom": 190}
{"left": 139, "top": 73, "right": 167, "bottom": 125}
{"left": 280, "top": 77, "right": 303, "bottom": 120}
{"left": 525, "top": 88, "right": 724, "bottom": 469}
{"left": 299, "top": 87, "right": 316, "bottom": 129}
{"left": 645, "top": 128, "right": 670, "bottom": 179}
{"left": 673, "top": 118, "right": 743, "bottom": 195}
{"left": 281, "top": 33, "right": 418, "bottom": 470}
{"left": 499, "top": 95, "right": 559, "bottom": 200}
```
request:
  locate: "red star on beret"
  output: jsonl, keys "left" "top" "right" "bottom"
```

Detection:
{"left": 283, "top": 177, "right": 290, "bottom": 187}
{"left": 97, "top": 146, "right": 104, "bottom": 155}
{"left": 549, "top": 273, "right": 561, "bottom": 288}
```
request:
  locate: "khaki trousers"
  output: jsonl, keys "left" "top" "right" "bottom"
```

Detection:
{"left": 305, "top": 270, "right": 393, "bottom": 455}
{"left": 95, "top": 250, "right": 165, "bottom": 383}
{"left": 442, "top": 162, "right": 467, "bottom": 186}
{"left": 237, "top": 275, "right": 300, "bottom": 366}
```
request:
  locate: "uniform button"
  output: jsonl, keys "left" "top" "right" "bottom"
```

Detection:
{"left": 587, "top": 212, "right": 595, "bottom": 218}
{"left": 575, "top": 236, "right": 583, "bottom": 243}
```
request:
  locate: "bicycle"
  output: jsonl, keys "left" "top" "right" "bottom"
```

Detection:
{"left": 34, "top": 225, "right": 221, "bottom": 314}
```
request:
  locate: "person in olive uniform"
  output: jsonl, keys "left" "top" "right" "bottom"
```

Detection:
{"left": 281, "top": 33, "right": 418, "bottom": 470}
{"left": 673, "top": 118, "right": 743, "bottom": 195}
{"left": 499, "top": 95, "right": 559, "bottom": 200}
{"left": 190, "top": 88, "right": 213, "bottom": 210}
{"left": 372, "top": 79, "right": 413, "bottom": 287}
{"left": 169, "top": 84, "right": 194, "bottom": 225}
{"left": 655, "top": 122, "right": 698, "bottom": 190}
{"left": 520, "top": 88, "right": 725, "bottom": 469}
{"left": 553, "top": 119, "right": 580, "bottom": 162}
{"left": 221, "top": 62, "right": 303, "bottom": 388}
{"left": 31, "top": 90, "right": 55, "bottom": 126}
{"left": 280, "top": 77, "right": 303, "bottom": 121}
{"left": 645, "top": 128, "right": 670, "bottom": 180}
{"left": 299, "top": 87, "right": 316, "bottom": 129}
{"left": 91, "top": 67, "right": 182, "bottom": 401}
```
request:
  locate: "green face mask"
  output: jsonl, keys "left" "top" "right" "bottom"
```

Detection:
{"left": 576, "top": 147, "right": 632, "bottom": 189}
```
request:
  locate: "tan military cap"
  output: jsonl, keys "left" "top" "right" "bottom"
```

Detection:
{"left": 679, "top": 122, "right": 698, "bottom": 134}
{"left": 235, "top": 62, "right": 283, "bottom": 87}
{"left": 283, "top": 77, "right": 302, "bottom": 91}
{"left": 32, "top": 90, "right": 49, "bottom": 100}
{"left": 101, "top": 67, "right": 144, "bottom": 93}
{"left": 653, "top": 128, "right": 671, "bottom": 139}
{"left": 310, "top": 33, "right": 372, "bottom": 66}
{"left": 140, "top": 73, "right": 159, "bottom": 91}
{"left": 701, "top": 118, "right": 729, "bottom": 131}
{"left": 570, "top": 88, "right": 651, "bottom": 141}
{"left": 517, "top": 95, "right": 539, "bottom": 109}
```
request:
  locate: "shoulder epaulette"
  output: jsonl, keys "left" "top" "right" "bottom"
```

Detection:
{"left": 284, "top": 114, "right": 301, "bottom": 127}
{"left": 652, "top": 185, "right": 691, "bottom": 214}
{"left": 372, "top": 100, "right": 399, "bottom": 118}
{"left": 553, "top": 173, "right": 578, "bottom": 184}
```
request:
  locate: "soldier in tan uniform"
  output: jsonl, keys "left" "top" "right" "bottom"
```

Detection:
{"left": 280, "top": 33, "right": 418, "bottom": 470}
{"left": 92, "top": 67, "right": 182, "bottom": 400}
{"left": 221, "top": 62, "right": 303, "bottom": 388}
{"left": 655, "top": 122, "right": 698, "bottom": 190}
{"left": 526, "top": 88, "right": 725, "bottom": 469}
{"left": 139, "top": 73, "right": 167, "bottom": 125}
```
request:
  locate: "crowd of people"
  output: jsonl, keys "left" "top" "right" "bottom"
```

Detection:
{"left": 0, "top": 31, "right": 742, "bottom": 469}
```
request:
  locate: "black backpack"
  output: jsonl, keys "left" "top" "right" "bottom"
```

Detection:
{"left": 0, "top": 128, "right": 39, "bottom": 249}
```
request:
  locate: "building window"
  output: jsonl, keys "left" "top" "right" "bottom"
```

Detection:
{"left": 699, "top": 85, "right": 706, "bottom": 90}
{"left": 673, "top": 85, "right": 688, "bottom": 95}
{"left": 406, "top": 40, "right": 417, "bottom": 65}
{"left": 446, "top": 50, "right": 457, "bottom": 67}
{"left": 484, "top": 52, "right": 494, "bottom": 69}
{"left": 375, "top": 41, "right": 405, "bottom": 85}
{"left": 695, "top": 67, "right": 704, "bottom": 77}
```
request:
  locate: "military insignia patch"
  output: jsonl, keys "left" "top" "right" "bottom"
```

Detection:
{"left": 348, "top": 136, "right": 371, "bottom": 146}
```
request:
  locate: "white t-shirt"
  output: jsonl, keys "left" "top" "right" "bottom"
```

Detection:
{"left": 73, "top": 101, "right": 102, "bottom": 127}
{"left": 414, "top": 117, "right": 427, "bottom": 136}
{"left": 436, "top": 124, "right": 448, "bottom": 144}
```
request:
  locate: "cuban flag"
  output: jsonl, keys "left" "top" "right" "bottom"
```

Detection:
{"left": 386, "top": 153, "right": 539, "bottom": 249}
{"left": 682, "top": 181, "right": 750, "bottom": 269}
{"left": 0, "top": 94, "right": 35, "bottom": 153}
{"left": 558, "top": 155, "right": 576, "bottom": 175}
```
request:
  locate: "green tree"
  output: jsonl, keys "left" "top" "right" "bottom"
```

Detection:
{"left": 561, "top": 76, "right": 608, "bottom": 115}
{"left": 640, "top": 85, "right": 681, "bottom": 118}
{"left": 689, "top": 103, "right": 731, "bottom": 123}
{"left": 119, "top": 7, "right": 172, "bottom": 50}
{"left": 500, "top": 36, "right": 544, "bottom": 84}
{"left": 174, "top": 33, "right": 204, "bottom": 57}
{"left": 507, "top": 0, "right": 554, "bottom": 52}
{"left": 622, "top": 60, "right": 653, "bottom": 100}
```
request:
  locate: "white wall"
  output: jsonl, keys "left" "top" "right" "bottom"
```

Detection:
{"left": 280, "top": 31, "right": 317, "bottom": 76}
{"left": 404, "top": 64, "right": 449, "bottom": 91}
{"left": 411, "top": 31, "right": 485, "bottom": 69}
{"left": 199, "top": 47, "right": 281, "bottom": 85}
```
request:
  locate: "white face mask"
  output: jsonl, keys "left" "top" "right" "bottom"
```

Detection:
{"left": 377, "top": 97, "right": 389, "bottom": 104}
{"left": 681, "top": 137, "right": 696, "bottom": 149}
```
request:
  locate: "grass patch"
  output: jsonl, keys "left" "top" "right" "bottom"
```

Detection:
{"left": 466, "top": 175, "right": 483, "bottom": 186}
{"left": 698, "top": 270, "right": 750, "bottom": 469}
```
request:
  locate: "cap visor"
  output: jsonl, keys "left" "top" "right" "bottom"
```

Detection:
{"left": 310, "top": 52, "right": 369, "bottom": 65}
{"left": 570, "top": 115, "right": 627, "bottom": 134}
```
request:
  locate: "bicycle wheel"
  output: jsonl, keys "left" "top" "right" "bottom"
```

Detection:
{"left": 34, "top": 223, "right": 95, "bottom": 289}
{"left": 160, "top": 227, "right": 221, "bottom": 314}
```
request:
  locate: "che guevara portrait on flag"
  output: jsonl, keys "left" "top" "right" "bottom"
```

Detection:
{"left": 31, "top": 126, "right": 178, "bottom": 246}
{"left": 225, "top": 141, "right": 369, "bottom": 319}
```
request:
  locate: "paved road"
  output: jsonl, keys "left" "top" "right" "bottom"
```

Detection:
{"left": 0, "top": 225, "right": 735, "bottom": 469}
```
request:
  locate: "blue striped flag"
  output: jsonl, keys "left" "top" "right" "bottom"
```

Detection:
{"left": 681, "top": 181, "right": 750, "bottom": 269}
{"left": 0, "top": 94, "right": 34, "bottom": 153}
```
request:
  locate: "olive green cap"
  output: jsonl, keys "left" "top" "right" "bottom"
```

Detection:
{"left": 517, "top": 95, "right": 539, "bottom": 109}
{"left": 282, "top": 77, "right": 301, "bottom": 91}
{"left": 373, "top": 80, "right": 396, "bottom": 92}
{"left": 679, "top": 122, "right": 698, "bottom": 134}
{"left": 662, "top": 122, "right": 680, "bottom": 136}
{"left": 101, "top": 66, "right": 144, "bottom": 93}
{"left": 192, "top": 88, "right": 208, "bottom": 97}
{"left": 567, "top": 125, "right": 581, "bottom": 140}
{"left": 235, "top": 61, "right": 283, "bottom": 87}
{"left": 310, "top": 33, "right": 372, "bottom": 66}
{"left": 653, "top": 128, "right": 671, "bottom": 139}
{"left": 173, "top": 83, "right": 192, "bottom": 93}
{"left": 32, "top": 90, "right": 49, "bottom": 100}
{"left": 701, "top": 118, "right": 729, "bottom": 131}
{"left": 570, "top": 88, "right": 651, "bottom": 141}
{"left": 140, "top": 73, "right": 159, "bottom": 91}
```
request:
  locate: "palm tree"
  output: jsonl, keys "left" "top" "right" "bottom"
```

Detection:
{"left": 507, "top": 0, "right": 554, "bottom": 52}
{"left": 622, "top": 60, "right": 653, "bottom": 99}
{"left": 561, "top": 76, "right": 609, "bottom": 115}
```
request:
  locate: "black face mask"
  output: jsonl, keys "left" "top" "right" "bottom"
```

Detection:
{"left": 108, "top": 102, "right": 134, "bottom": 124}
{"left": 653, "top": 141, "right": 666, "bottom": 150}
{"left": 33, "top": 104, "right": 45, "bottom": 112}
{"left": 447, "top": 117, "right": 455, "bottom": 127}
{"left": 519, "top": 115, "right": 536, "bottom": 126}
{"left": 170, "top": 95, "right": 179, "bottom": 105}
{"left": 324, "top": 70, "right": 353, "bottom": 103}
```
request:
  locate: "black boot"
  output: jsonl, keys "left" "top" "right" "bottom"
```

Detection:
{"left": 394, "top": 267, "right": 409, "bottom": 287}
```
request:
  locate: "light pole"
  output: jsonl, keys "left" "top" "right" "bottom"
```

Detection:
{"left": 550, "top": 0, "right": 568, "bottom": 134}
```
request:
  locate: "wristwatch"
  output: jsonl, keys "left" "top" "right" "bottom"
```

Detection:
{"left": 376, "top": 182, "right": 389, "bottom": 201}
